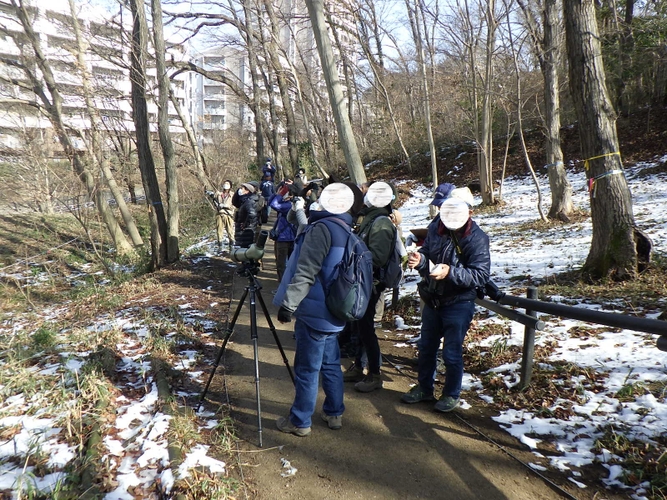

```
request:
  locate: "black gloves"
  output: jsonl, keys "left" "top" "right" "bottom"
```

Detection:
{"left": 277, "top": 306, "right": 293, "bottom": 323}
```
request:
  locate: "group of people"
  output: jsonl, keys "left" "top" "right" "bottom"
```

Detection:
{"left": 271, "top": 179, "right": 491, "bottom": 437}
{"left": 208, "top": 157, "right": 310, "bottom": 269}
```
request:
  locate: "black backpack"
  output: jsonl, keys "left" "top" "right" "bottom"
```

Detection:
{"left": 313, "top": 218, "right": 374, "bottom": 322}
{"left": 377, "top": 232, "right": 403, "bottom": 289}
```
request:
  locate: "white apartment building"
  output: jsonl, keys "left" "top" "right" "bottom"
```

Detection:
{"left": 0, "top": 0, "right": 359, "bottom": 156}
{"left": 0, "top": 0, "right": 187, "bottom": 154}
{"left": 186, "top": 47, "right": 254, "bottom": 146}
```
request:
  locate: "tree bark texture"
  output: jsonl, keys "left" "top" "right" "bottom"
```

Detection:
{"left": 564, "top": 0, "right": 640, "bottom": 280}
{"left": 151, "top": 0, "right": 179, "bottom": 264}
{"left": 130, "top": 0, "right": 168, "bottom": 269}
{"left": 305, "top": 0, "right": 366, "bottom": 184}
{"left": 542, "top": 0, "right": 573, "bottom": 220}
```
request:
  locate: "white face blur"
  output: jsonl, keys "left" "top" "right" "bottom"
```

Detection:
{"left": 439, "top": 198, "right": 470, "bottom": 230}
{"left": 223, "top": 183, "right": 231, "bottom": 190}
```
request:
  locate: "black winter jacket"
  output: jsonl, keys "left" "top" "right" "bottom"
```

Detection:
{"left": 415, "top": 217, "right": 491, "bottom": 305}
{"left": 235, "top": 193, "right": 260, "bottom": 232}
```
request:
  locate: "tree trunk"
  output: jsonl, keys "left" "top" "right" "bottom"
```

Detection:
{"left": 507, "top": 12, "right": 547, "bottom": 222}
{"left": 479, "top": 0, "right": 497, "bottom": 205}
{"left": 168, "top": 87, "right": 212, "bottom": 190}
{"left": 151, "top": 0, "right": 179, "bottom": 264}
{"left": 261, "top": 0, "right": 301, "bottom": 175}
{"left": 129, "top": 0, "right": 168, "bottom": 270}
{"left": 305, "top": 0, "right": 366, "bottom": 184}
{"left": 564, "top": 0, "right": 641, "bottom": 280}
{"left": 407, "top": 0, "right": 437, "bottom": 202}
{"left": 11, "top": 0, "right": 134, "bottom": 256}
{"left": 68, "top": 0, "right": 144, "bottom": 249}
{"left": 241, "top": 3, "right": 266, "bottom": 167}
{"left": 517, "top": 0, "right": 572, "bottom": 219}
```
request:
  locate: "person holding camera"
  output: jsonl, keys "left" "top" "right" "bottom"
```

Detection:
{"left": 273, "top": 183, "right": 364, "bottom": 436}
{"left": 269, "top": 182, "right": 299, "bottom": 281}
{"left": 401, "top": 187, "right": 490, "bottom": 413}
{"left": 208, "top": 180, "right": 235, "bottom": 251}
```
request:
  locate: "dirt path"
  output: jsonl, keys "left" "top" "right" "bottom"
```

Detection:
{"left": 210, "top": 243, "right": 611, "bottom": 500}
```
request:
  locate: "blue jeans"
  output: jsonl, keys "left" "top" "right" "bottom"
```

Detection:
{"left": 290, "top": 319, "right": 344, "bottom": 428}
{"left": 417, "top": 300, "right": 475, "bottom": 399}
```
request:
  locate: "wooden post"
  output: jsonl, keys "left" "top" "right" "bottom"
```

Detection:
{"left": 519, "top": 286, "right": 538, "bottom": 389}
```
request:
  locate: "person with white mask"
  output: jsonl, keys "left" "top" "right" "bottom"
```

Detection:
{"left": 344, "top": 181, "right": 397, "bottom": 393}
{"left": 211, "top": 180, "right": 235, "bottom": 251}
{"left": 401, "top": 187, "right": 490, "bottom": 413}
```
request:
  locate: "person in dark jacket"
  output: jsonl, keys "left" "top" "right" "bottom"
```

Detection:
{"left": 401, "top": 187, "right": 490, "bottom": 413}
{"left": 344, "top": 181, "right": 397, "bottom": 393}
{"left": 269, "top": 183, "right": 299, "bottom": 281}
{"left": 262, "top": 158, "right": 276, "bottom": 178}
{"left": 234, "top": 183, "right": 261, "bottom": 248}
{"left": 260, "top": 173, "right": 275, "bottom": 220}
{"left": 273, "top": 182, "right": 364, "bottom": 436}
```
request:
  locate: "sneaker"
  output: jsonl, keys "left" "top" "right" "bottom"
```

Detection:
{"left": 320, "top": 412, "right": 342, "bottom": 430}
{"left": 401, "top": 385, "right": 435, "bottom": 404}
{"left": 342, "top": 362, "right": 364, "bottom": 383}
{"left": 276, "top": 416, "right": 311, "bottom": 437}
{"left": 434, "top": 395, "right": 460, "bottom": 413}
{"left": 354, "top": 373, "right": 383, "bottom": 393}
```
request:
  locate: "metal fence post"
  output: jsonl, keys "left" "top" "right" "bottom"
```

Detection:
{"left": 519, "top": 286, "right": 538, "bottom": 389}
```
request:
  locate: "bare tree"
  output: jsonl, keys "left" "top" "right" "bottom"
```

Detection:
{"left": 151, "top": 0, "right": 179, "bottom": 263}
{"left": 406, "top": 0, "right": 436, "bottom": 195}
{"left": 68, "top": 0, "right": 144, "bottom": 249}
{"left": 5, "top": 0, "right": 134, "bottom": 256}
{"left": 517, "top": 0, "right": 573, "bottom": 221}
{"left": 305, "top": 0, "right": 366, "bottom": 184}
{"left": 564, "top": 0, "right": 649, "bottom": 279}
{"left": 129, "top": 0, "right": 168, "bottom": 269}
{"left": 505, "top": 5, "right": 547, "bottom": 221}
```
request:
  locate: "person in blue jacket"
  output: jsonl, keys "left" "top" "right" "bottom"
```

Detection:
{"left": 401, "top": 187, "right": 491, "bottom": 413}
{"left": 273, "top": 182, "right": 364, "bottom": 436}
{"left": 269, "top": 183, "right": 298, "bottom": 281}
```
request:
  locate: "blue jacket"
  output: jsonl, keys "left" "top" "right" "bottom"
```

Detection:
{"left": 416, "top": 217, "right": 491, "bottom": 304}
{"left": 273, "top": 211, "right": 352, "bottom": 332}
{"left": 269, "top": 194, "right": 297, "bottom": 242}
{"left": 261, "top": 180, "right": 275, "bottom": 199}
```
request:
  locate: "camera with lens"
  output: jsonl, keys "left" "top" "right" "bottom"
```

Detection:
{"left": 231, "top": 230, "right": 268, "bottom": 264}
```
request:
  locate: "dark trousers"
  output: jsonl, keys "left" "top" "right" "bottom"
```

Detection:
{"left": 354, "top": 284, "right": 385, "bottom": 375}
{"left": 275, "top": 240, "right": 294, "bottom": 282}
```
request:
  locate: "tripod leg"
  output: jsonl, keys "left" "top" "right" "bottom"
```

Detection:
{"left": 248, "top": 287, "right": 263, "bottom": 447}
{"left": 197, "top": 288, "right": 248, "bottom": 412}
{"left": 255, "top": 285, "right": 295, "bottom": 384}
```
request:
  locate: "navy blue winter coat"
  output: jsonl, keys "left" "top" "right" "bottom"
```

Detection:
{"left": 273, "top": 211, "right": 353, "bottom": 332}
{"left": 269, "top": 194, "right": 297, "bottom": 242}
{"left": 415, "top": 217, "right": 491, "bottom": 304}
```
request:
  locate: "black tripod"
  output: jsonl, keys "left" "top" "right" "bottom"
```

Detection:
{"left": 197, "top": 261, "right": 294, "bottom": 447}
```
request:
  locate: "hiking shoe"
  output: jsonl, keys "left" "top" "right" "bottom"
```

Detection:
{"left": 276, "top": 416, "right": 311, "bottom": 437}
{"left": 321, "top": 412, "right": 342, "bottom": 430}
{"left": 401, "top": 385, "right": 435, "bottom": 404}
{"left": 342, "top": 362, "right": 364, "bottom": 383}
{"left": 434, "top": 396, "right": 460, "bottom": 413}
{"left": 354, "top": 373, "right": 383, "bottom": 393}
